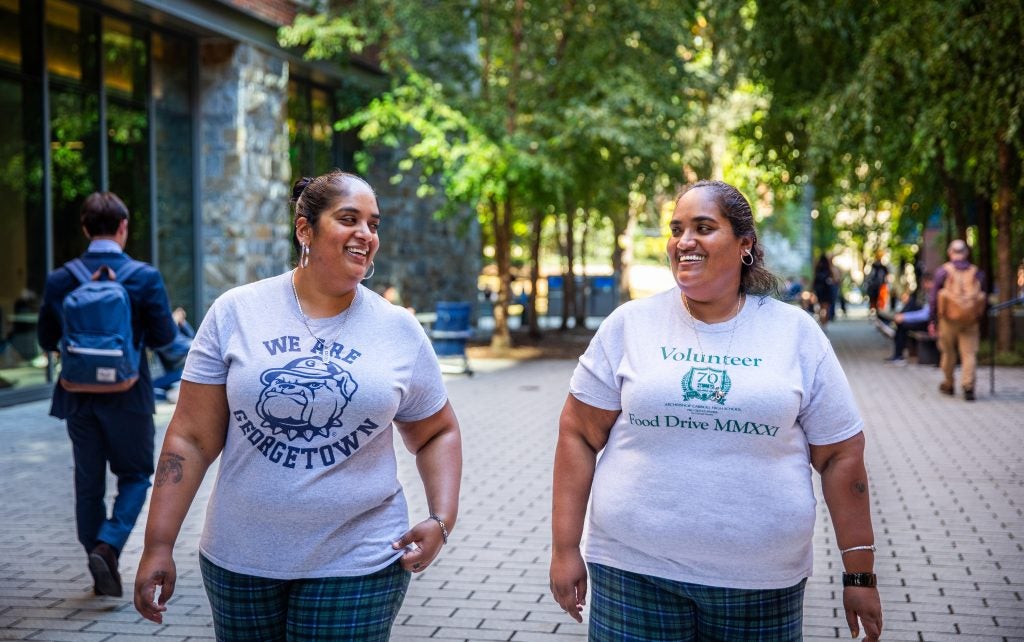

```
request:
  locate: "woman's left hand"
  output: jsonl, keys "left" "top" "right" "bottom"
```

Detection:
{"left": 843, "top": 586, "right": 883, "bottom": 641}
{"left": 392, "top": 518, "right": 446, "bottom": 573}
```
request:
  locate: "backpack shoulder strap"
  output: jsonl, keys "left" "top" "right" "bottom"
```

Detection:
{"left": 64, "top": 259, "right": 92, "bottom": 285}
{"left": 114, "top": 260, "right": 146, "bottom": 284}
{"left": 942, "top": 262, "right": 962, "bottom": 292}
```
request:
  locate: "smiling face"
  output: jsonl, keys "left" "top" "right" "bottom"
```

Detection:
{"left": 296, "top": 180, "right": 380, "bottom": 290}
{"left": 667, "top": 186, "right": 752, "bottom": 303}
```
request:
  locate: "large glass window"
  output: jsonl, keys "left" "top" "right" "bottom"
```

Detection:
{"left": 0, "top": 0, "right": 45, "bottom": 393}
{"left": 48, "top": 0, "right": 101, "bottom": 267}
{"left": 0, "top": 0, "right": 197, "bottom": 402}
{"left": 0, "top": 0, "right": 20, "bottom": 70}
{"left": 288, "top": 77, "right": 360, "bottom": 181}
{"left": 104, "top": 16, "right": 151, "bottom": 261}
{"left": 152, "top": 32, "right": 194, "bottom": 311}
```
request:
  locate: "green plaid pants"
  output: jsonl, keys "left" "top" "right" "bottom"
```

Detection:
{"left": 200, "top": 555, "right": 410, "bottom": 641}
{"left": 588, "top": 562, "right": 806, "bottom": 641}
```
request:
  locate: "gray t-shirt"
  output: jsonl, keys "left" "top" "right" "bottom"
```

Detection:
{"left": 570, "top": 288, "right": 863, "bottom": 589}
{"left": 183, "top": 272, "right": 447, "bottom": 579}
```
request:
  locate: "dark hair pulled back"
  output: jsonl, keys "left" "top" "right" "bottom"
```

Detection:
{"left": 675, "top": 180, "right": 780, "bottom": 297}
{"left": 291, "top": 169, "right": 376, "bottom": 257}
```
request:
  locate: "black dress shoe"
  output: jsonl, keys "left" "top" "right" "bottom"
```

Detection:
{"left": 88, "top": 542, "right": 123, "bottom": 597}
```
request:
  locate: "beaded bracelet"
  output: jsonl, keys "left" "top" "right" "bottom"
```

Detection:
{"left": 429, "top": 513, "right": 449, "bottom": 545}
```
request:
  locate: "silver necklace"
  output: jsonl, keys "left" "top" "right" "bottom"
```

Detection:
{"left": 290, "top": 269, "right": 357, "bottom": 364}
{"left": 682, "top": 292, "right": 743, "bottom": 402}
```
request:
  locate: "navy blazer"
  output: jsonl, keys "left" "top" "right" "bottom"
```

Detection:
{"left": 37, "top": 251, "right": 179, "bottom": 419}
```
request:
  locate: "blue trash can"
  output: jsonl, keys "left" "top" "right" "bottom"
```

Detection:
{"left": 431, "top": 302, "right": 473, "bottom": 374}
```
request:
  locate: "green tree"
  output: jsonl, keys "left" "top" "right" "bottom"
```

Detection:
{"left": 282, "top": 0, "right": 704, "bottom": 347}
{"left": 718, "top": 0, "right": 1022, "bottom": 349}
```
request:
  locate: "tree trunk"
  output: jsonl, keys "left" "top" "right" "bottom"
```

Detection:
{"left": 937, "top": 147, "right": 967, "bottom": 238}
{"left": 561, "top": 203, "right": 576, "bottom": 331}
{"left": 490, "top": 196, "right": 513, "bottom": 350}
{"left": 488, "top": 0, "right": 524, "bottom": 350}
{"left": 611, "top": 215, "right": 626, "bottom": 303}
{"left": 974, "top": 191, "right": 993, "bottom": 341}
{"left": 575, "top": 207, "right": 588, "bottom": 328}
{"left": 995, "top": 137, "right": 1015, "bottom": 352}
{"left": 615, "top": 196, "right": 641, "bottom": 304}
{"left": 975, "top": 193, "right": 992, "bottom": 292}
{"left": 527, "top": 208, "right": 543, "bottom": 339}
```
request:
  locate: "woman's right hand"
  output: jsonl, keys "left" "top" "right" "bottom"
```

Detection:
{"left": 550, "top": 546, "right": 588, "bottom": 623}
{"left": 134, "top": 546, "right": 176, "bottom": 623}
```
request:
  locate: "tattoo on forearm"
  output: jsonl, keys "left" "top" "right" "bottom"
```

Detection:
{"left": 851, "top": 480, "right": 867, "bottom": 495}
{"left": 155, "top": 453, "right": 185, "bottom": 487}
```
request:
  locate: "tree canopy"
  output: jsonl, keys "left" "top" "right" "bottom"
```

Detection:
{"left": 281, "top": 0, "right": 1023, "bottom": 350}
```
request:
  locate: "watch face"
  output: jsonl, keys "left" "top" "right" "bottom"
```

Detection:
{"left": 843, "top": 573, "right": 877, "bottom": 588}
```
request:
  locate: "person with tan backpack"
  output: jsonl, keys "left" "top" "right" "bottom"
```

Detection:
{"left": 928, "top": 239, "right": 987, "bottom": 401}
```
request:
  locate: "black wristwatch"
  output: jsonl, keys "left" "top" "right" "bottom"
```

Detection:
{"left": 842, "top": 572, "right": 877, "bottom": 588}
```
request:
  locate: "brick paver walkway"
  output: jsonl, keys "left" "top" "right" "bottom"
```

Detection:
{"left": 1, "top": 314, "right": 1021, "bottom": 641}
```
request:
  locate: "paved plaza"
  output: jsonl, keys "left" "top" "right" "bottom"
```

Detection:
{"left": 1, "top": 313, "right": 1022, "bottom": 641}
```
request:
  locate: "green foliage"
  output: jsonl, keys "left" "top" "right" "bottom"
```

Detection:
{"left": 279, "top": 13, "right": 366, "bottom": 61}
{"left": 283, "top": 0, "right": 706, "bottom": 259}
{"left": 723, "top": 0, "right": 1023, "bottom": 246}
{"left": 978, "top": 336, "right": 1024, "bottom": 367}
{"left": 281, "top": 0, "right": 1023, "bottom": 309}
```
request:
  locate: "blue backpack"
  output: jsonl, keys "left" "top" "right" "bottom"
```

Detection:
{"left": 59, "top": 259, "right": 145, "bottom": 393}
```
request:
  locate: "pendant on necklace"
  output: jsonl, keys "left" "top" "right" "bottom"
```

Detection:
{"left": 712, "top": 388, "right": 726, "bottom": 402}
{"left": 314, "top": 339, "right": 331, "bottom": 364}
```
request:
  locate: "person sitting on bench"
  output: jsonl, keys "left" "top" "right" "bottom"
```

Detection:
{"left": 884, "top": 273, "right": 933, "bottom": 365}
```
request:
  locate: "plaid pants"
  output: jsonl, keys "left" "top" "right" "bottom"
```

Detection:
{"left": 588, "top": 563, "right": 806, "bottom": 642}
{"left": 200, "top": 555, "right": 410, "bottom": 641}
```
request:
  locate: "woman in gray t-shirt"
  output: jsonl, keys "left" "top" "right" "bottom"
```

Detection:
{"left": 134, "top": 171, "right": 462, "bottom": 641}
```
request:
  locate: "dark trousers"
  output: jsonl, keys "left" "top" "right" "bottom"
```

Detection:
{"left": 65, "top": 400, "right": 155, "bottom": 554}
{"left": 892, "top": 321, "right": 929, "bottom": 358}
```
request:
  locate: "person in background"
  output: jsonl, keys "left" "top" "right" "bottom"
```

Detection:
{"left": 38, "top": 192, "right": 178, "bottom": 598}
{"left": 377, "top": 282, "right": 415, "bottom": 314}
{"left": 834, "top": 268, "right": 848, "bottom": 318}
{"left": 152, "top": 306, "right": 194, "bottom": 403}
{"left": 813, "top": 253, "right": 838, "bottom": 327}
{"left": 865, "top": 252, "right": 888, "bottom": 316}
{"left": 929, "top": 239, "right": 985, "bottom": 401}
{"left": 884, "top": 273, "right": 934, "bottom": 365}
{"left": 134, "top": 170, "right": 462, "bottom": 641}
{"left": 781, "top": 276, "right": 803, "bottom": 303}
{"left": 550, "top": 179, "right": 882, "bottom": 641}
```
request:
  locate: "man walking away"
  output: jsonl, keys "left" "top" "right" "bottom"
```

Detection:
{"left": 38, "top": 192, "right": 178, "bottom": 597}
{"left": 929, "top": 239, "right": 986, "bottom": 401}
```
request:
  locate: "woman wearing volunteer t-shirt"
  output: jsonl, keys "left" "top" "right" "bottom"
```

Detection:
{"left": 134, "top": 171, "right": 462, "bottom": 640}
{"left": 550, "top": 180, "right": 882, "bottom": 641}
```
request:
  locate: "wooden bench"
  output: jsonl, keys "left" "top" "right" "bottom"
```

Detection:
{"left": 907, "top": 330, "right": 939, "bottom": 366}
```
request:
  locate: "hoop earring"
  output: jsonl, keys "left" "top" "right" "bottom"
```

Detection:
{"left": 300, "top": 243, "right": 310, "bottom": 269}
{"left": 363, "top": 261, "right": 375, "bottom": 280}
{"left": 741, "top": 249, "right": 754, "bottom": 266}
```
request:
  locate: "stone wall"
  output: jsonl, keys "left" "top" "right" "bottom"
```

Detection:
{"left": 198, "top": 41, "right": 292, "bottom": 310}
{"left": 366, "top": 150, "right": 481, "bottom": 315}
{"left": 196, "top": 41, "right": 479, "bottom": 315}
